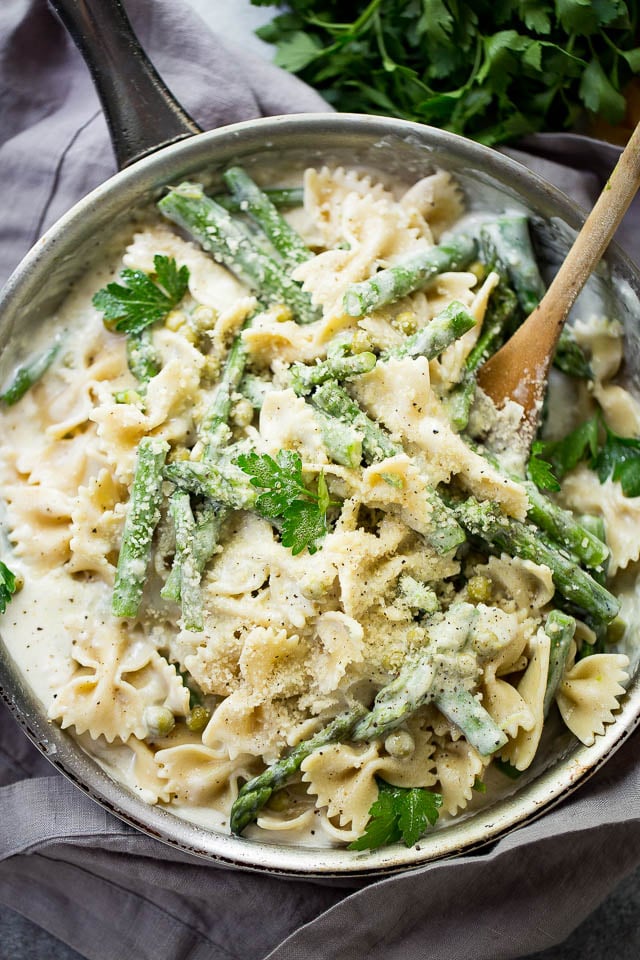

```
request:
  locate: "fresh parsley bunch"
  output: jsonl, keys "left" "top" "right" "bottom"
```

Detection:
{"left": 252, "top": 0, "right": 640, "bottom": 145}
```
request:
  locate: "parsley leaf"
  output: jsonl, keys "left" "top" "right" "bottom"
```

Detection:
{"left": 592, "top": 424, "right": 640, "bottom": 496}
{"left": 528, "top": 414, "right": 640, "bottom": 498}
{"left": 348, "top": 778, "right": 443, "bottom": 851}
{"left": 93, "top": 255, "right": 189, "bottom": 335}
{"left": 236, "top": 449, "right": 336, "bottom": 554}
{"left": 529, "top": 416, "right": 599, "bottom": 485}
{"left": 0, "top": 560, "right": 19, "bottom": 614}
{"left": 528, "top": 443, "right": 561, "bottom": 491}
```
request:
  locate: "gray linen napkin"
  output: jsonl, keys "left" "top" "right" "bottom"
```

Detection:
{"left": 1, "top": 2, "right": 639, "bottom": 958}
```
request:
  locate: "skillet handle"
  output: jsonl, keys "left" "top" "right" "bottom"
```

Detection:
{"left": 48, "top": 0, "right": 202, "bottom": 170}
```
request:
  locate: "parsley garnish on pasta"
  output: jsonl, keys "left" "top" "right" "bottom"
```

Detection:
{"left": 348, "top": 780, "right": 443, "bottom": 851}
{"left": 92, "top": 254, "right": 189, "bottom": 335}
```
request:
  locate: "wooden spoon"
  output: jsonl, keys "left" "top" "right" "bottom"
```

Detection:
{"left": 476, "top": 121, "right": 640, "bottom": 440}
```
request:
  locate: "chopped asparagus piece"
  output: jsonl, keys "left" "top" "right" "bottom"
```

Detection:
{"left": 444, "top": 281, "right": 519, "bottom": 431}
{"left": 126, "top": 328, "right": 161, "bottom": 387}
{"left": 1, "top": 337, "right": 63, "bottom": 406}
{"left": 310, "top": 381, "right": 464, "bottom": 554}
{"left": 311, "top": 407, "right": 363, "bottom": 468}
{"left": 434, "top": 686, "right": 508, "bottom": 755}
{"left": 230, "top": 705, "right": 368, "bottom": 835}
{"left": 239, "top": 373, "right": 272, "bottom": 410}
{"left": 523, "top": 481, "right": 609, "bottom": 569}
{"left": 381, "top": 300, "right": 476, "bottom": 361}
{"left": 214, "top": 186, "right": 304, "bottom": 212}
{"left": 223, "top": 166, "right": 311, "bottom": 269}
{"left": 112, "top": 437, "right": 170, "bottom": 618}
{"left": 311, "top": 380, "right": 401, "bottom": 463}
{"left": 479, "top": 216, "right": 545, "bottom": 316}
{"left": 543, "top": 610, "right": 576, "bottom": 717}
{"left": 161, "top": 492, "right": 203, "bottom": 632}
{"left": 290, "top": 350, "right": 376, "bottom": 396}
{"left": 448, "top": 497, "right": 619, "bottom": 623}
{"left": 164, "top": 459, "right": 256, "bottom": 510}
{"left": 159, "top": 183, "right": 319, "bottom": 324}
{"left": 554, "top": 328, "right": 593, "bottom": 379}
{"left": 343, "top": 234, "right": 477, "bottom": 317}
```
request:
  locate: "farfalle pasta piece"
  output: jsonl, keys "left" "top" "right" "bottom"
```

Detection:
{"left": 67, "top": 468, "right": 127, "bottom": 582}
{"left": 353, "top": 356, "right": 528, "bottom": 518}
{"left": 124, "top": 224, "right": 251, "bottom": 312}
{"left": 400, "top": 171, "right": 465, "bottom": 240}
{"left": 3, "top": 481, "right": 74, "bottom": 571}
{"left": 50, "top": 619, "right": 189, "bottom": 742}
{"left": 478, "top": 554, "right": 555, "bottom": 618}
{"left": 259, "top": 389, "right": 328, "bottom": 462}
{"left": 556, "top": 653, "right": 629, "bottom": 745}
{"left": 301, "top": 720, "right": 436, "bottom": 832}
{"left": 560, "top": 467, "right": 640, "bottom": 575}
{"left": 155, "top": 742, "right": 257, "bottom": 810}
{"left": 500, "top": 627, "right": 551, "bottom": 771}
{"left": 310, "top": 611, "right": 365, "bottom": 695}
{"left": 433, "top": 737, "right": 486, "bottom": 816}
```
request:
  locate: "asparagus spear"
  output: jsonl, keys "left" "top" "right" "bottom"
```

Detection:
{"left": 239, "top": 373, "right": 273, "bottom": 411}
{"left": 554, "top": 328, "right": 594, "bottom": 379}
{"left": 161, "top": 500, "right": 227, "bottom": 603}
{"left": 343, "top": 234, "right": 477, "bottom": 317}
{"left": 230, "top": 705, "right": 368, "bottom": 835}
{"left": 126, "top": 328, "right": 161, "bottom": 388}
{"left": 523, "top": 481, "right": 609, "bottom": 570}
{"left": 543, "top": 610, "right": 576, "bottom": 717}
{"left": 223, "top": 166, "right": 311, "bottom": 270}
{"left": 479, "top": 216, "right": 545, "bottom": 316}
{"left": 311, "top": 407, "right": 364, "bottom": 468}
{"left": 434, "top": 687, "right": 509, "bottom": 755}
{"left": 1, "top": 337, "right": 63, "bottom": 406}
{"left": 162, "top": 492, "right": 203, "bottom": 631}
{"left": 351, "top": 603, "right": 507, "bottom": 754}
{"left": 381, "top": 300, "right": 476, "bottom": 361}
{"left": 112, "top": 437, "right": 170, "bottom": 618}
{"left": 164, "top": 459, "right": 256, "bottom": 509}
{"left": 290, "top": 350, "right": 377, "bottom": 397}
{"left": 158, "top": 183, "right": 319, "bottom": 324}
{"left": 448, "top": 497, "right": 619, "bottom": 623}
{"left": 214, "top": 186, "right": 304, "bottom": 212}
{"left": 200, "top": 334, "right": 248, "bottom": 457}
{"left": 311, "top": 381, "right": 401, "bottom": 462}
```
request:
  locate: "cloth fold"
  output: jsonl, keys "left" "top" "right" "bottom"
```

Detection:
{"left": 0, "top": 2, "right": 638, "bottom": 959}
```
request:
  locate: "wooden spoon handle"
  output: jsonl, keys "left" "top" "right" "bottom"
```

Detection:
{"left": 478, "top": 121, "right": 640, "bottom": 421}
{"left": 541, "top": 120, "right": 640, "bottom": 335}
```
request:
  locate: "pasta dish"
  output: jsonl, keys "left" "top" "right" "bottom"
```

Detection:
{"left": 0, "top": 165, "right": 634, "bottom": 849}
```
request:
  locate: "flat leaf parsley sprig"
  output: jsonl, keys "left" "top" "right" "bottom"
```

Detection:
{"left": 236, "top": 449, "right": 337, "bottom": 555}
{"left": 348, "top": 778, "right": 443, "bottom": 851}
{"left": 92, "top": 254, "right": 190, "bottom": 335}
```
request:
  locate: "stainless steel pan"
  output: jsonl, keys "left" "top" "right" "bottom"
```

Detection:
{"left": 0, "top": 0, "right": 638, "bottom": 877}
